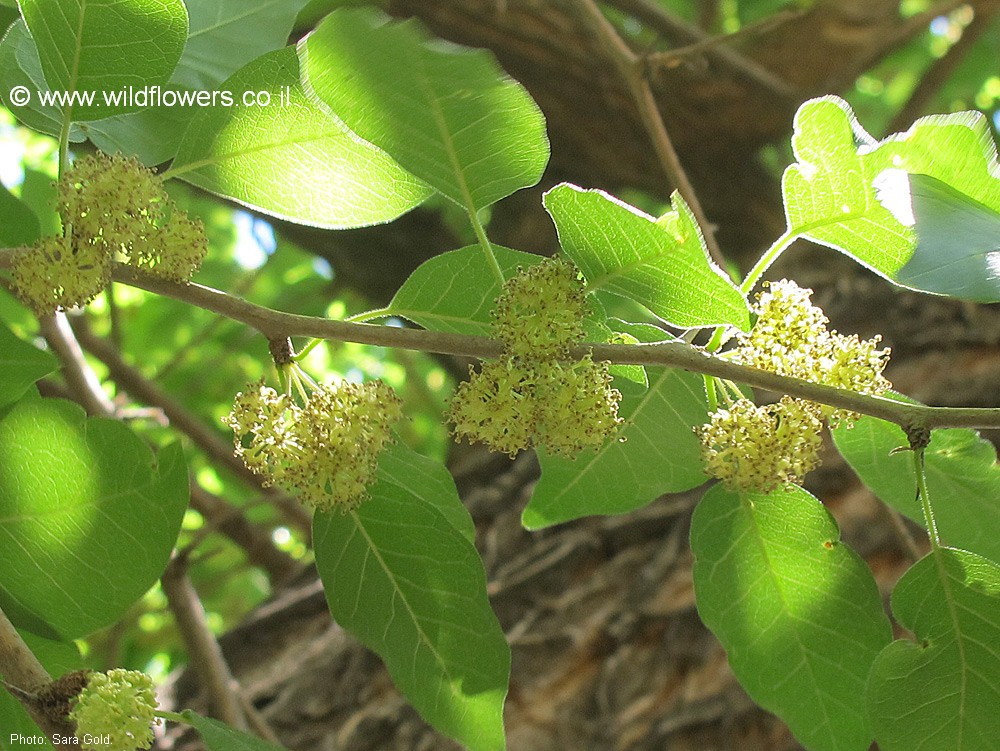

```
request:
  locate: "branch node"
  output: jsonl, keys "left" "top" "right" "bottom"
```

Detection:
{"left": 268, "top": 337, "right": 295, "bottom": 367}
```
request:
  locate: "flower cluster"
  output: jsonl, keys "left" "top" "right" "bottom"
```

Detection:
{"left": 697, "top": 279, "right": 892, "bottom": 493}
{"left": 9, "top": 152, "right": 207, "bottom": 315}
{"left": 68, "top": 669, "right": 158, "bottom": 751}
{"left": 734, "top": 279, "right": 890, "bottom": 425}
{"left": 696, "top": 397, "right": 823, "bottom": 493}
{"left": 447, "top": 257, "right": 622, "bottom": 458}
{"left": 224, "top": 375, "right": 403, "bottom": 511}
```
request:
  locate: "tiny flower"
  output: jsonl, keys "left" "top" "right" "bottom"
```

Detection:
{"left": 535, "top": 356, "right": 622, "bottom": 457}
{"left": 68, "top": 669, "right": 158, "bottom": 751}
{"left": 447, "top": 360, "right": 538, "bottom": 457}
{"left": 9, "top": 233, "right": 111, "bottom": 315}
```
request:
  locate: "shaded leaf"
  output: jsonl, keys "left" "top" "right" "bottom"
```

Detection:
{"left": 180, "top": 711, "right": 288, "bottom": 751}
{"left": 0, "top": 399, "right": 188, "bottom": 639}
{"left": 691, "top": 485, "right": 891, "bottom": 751}
{"left": 868, "top": 548, "right": 1000, "bottom": 751}
{"left": 170, "top": 46, "right": 431, "bottom": 228}
{"left": 388, "top": 244, "right": 542, "bottom": 336}
{"left": 300, "top": 7, "right": 548, "bottom": 211}
{"left": 523, "top": 322, "right": 707, "bottom": 529}
{"left": 833, "top": 412, "right": 1000, "bottom": 563}
{"left": 19, "top": 0, "right": 188, "bottom": 121}
{"left": 314, "top": 442, "right": 509, "bottom": 751}
{"left": 0, "top": 323, "right": 57, "bottom": 408}
{"left": 543, "top": 184, "right": 749, "bottom": 329}
{"left": 0, "top": 179, "right": 40, "bottom": 246}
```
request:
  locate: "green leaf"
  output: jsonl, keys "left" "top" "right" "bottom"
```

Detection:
{"left": 388, "top": 244, "right": 542, "bottom": 336}
{"left": 0, "top": 631, "right": 80, "bottom": 750}
{"left": 691, "top": 485, "right": 892, "bottom": 751}
{"left": 0, "top": 324, "right": 57, "bottom": 408}
{"left": 868, "top": 548, "right": 1000, "bottom": 751}
{"left": 313, "top": 443, "right": 509, "bottom": 751}
{"left": 543, "top": 184, "right": 750, "bottom": 329}
{"left": 19, "top": 0, "right": 188, "bottom": 121}
{"left": 876, "top": 171, "right": 1000, "bottom": 302}
{"left": 0, "top": 20, "right": 85, "bottom": 140}
{"left": 833, "top": 414, "right": 1000, "bottom": 563}
{"left": 170, "top": 46, "right": 431, "bottom": 228}
{"left": 0, "top": 179, "right": 40, "bottom": 246}
{"left": 300, "top": 7, "right": 548, "bottom": 211}
{"left": 784, "top": 96, "right": 1000, "bottom": 301}
{"left": 179, "top": 710, "right": 289, "bottom": 751}
{"left": 173, "top": 0, "right": 312, "bottom": 91}
{"left": 523, "top": 321, "right": 708, "bottom": 529}
{"left": 81, "top": 0, "right": 314, "bottom": 166}
{"left": 0, "top": 399, "right": 188, "bottom": 639}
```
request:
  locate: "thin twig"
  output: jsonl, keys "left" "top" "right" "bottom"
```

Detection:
{"left": 0, "top": 605, "right": 80, "bottom": 748}
{"left": 573, "top": 0, "right": 727, "bottom": 268}
{"left": 37, "top": 313, "right": 116, "bottom": 417}
{"left": 604, "top": 0, "right": 796, "bottom": 98}
{"left": 885, "top": 5, "right": 997, "bottom": 136}
{"left": 160, "top": 554, "right": 247, "bottom": 732}
{"left": 103, "top": 265, "right": 1000, "bottom": 431}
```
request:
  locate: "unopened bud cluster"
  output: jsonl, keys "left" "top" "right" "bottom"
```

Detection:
{"left": 10, "top": 152, "right": 207, "bottom": 315}
{"left": 447, "top": 257, "right": 622, "bottom": 457}
{"left": 698, "top": 279, "right": 891, "bottom": 493}
{"left": 224, "top": 376, "right": 402, "bottom": 511}
{"left": 68, "top": 669, "right": 158, "bottom": 751}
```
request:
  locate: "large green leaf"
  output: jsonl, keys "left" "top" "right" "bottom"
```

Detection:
{"left": 522, "top": 321, "right": 707, "bottom": 529}
{"left": 0, "top": 324, "right": 57, "bottom": 409}
{"left": 0, "top": 398, "right": 188, "bottom": 639}
{"left": 0, "top": 631, "right": 80, "bottom": 750}
{"left": 299, "top": 7, "right": 548, "bottom": 211}
{"left": 18, "top": 0, "right": 187, "bottom": 121}
{"left": 0, "top": 20, "right": 85, "bottom": 140}
{"left": 388, "top": 245, "right": 542, "bottom": 336}
{"left": 0, "top": 179, "right": 40, "bottom": 247}
{"left": 169, "top": 46, "right": 431, "bottom": 228}
{"left": 832, "top": 413, "right": 1000, "bottom": 563}
{"left": 313, "top": 441, "right": 509, "bottom": 751}
{"left": 868, "top": 548, "right": 1000, "bottom": 751}
{"left": 784, "top": 96, "right": 1000, "bottom": 301}
{"left": 179, "top": 711, "right": 288, "bottom": 751}
{"left": 83, "top": 0, "right": 314, "bottom": 165}
{"left": 543, "top": 184, "right": 750, "bottom": 329}
{"left": 691, "top": 485, "right": 892, "bottom": 751}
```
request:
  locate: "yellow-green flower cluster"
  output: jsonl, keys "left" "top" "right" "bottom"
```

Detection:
{"left": 68, "top": 669, "right": 158, "bottom": 751}
{"left": 9, "top": 152, "right": 207, "bottom": 315}
{"left": 696, "top": 397, "right": 823, "bottom": 493}
{"left": 447, "top": 257, "right": 622, "bottom": 458}
{"left": 734, "top": 279, "right": 890, "bottom": 425}
{"left": 224, "top": 379, "right": 403, "bottom": 511}
{"left": 696, "top": 279, "right": 892, "bottom": 493}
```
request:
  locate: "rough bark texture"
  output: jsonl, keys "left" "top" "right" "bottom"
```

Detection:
{"left": 158, "top": 2, "right": 1000, "bottom": 749}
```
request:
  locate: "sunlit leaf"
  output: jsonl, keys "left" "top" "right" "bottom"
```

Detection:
{"left": 691, "top": 485, "right": 891, "bottom": 751}
{"left": 0, "top": 398, "right": 188, "bottom": 639}
{"left": 300, "top": 6, "right": 548, "bottom": 211}
{"left": 19, "top": 0, "right": 188, "bottom": 121}
{"left": 868, "top": 548, "right": 1000, "bottom": 751}
{"left": 544, "top": 184, "right": 750, "bottom": 329}
{"left": 0, "top": 180, "right": 40, "bottom": 246}
{"left": 314, "top": 442, "right": 509, "bottom": 751}
{"left": 170, "top": 46, "right": 431, "bottom": 228}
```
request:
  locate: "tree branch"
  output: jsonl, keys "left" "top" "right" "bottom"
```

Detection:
{"left": 572, "top": 0, "right": 727, "bottom": 267}
{"left": 0, "top": 606, "right": 80, "bottom": 749}
{"left": 107, "top": 265, "right": 1000, "bottom": 432}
